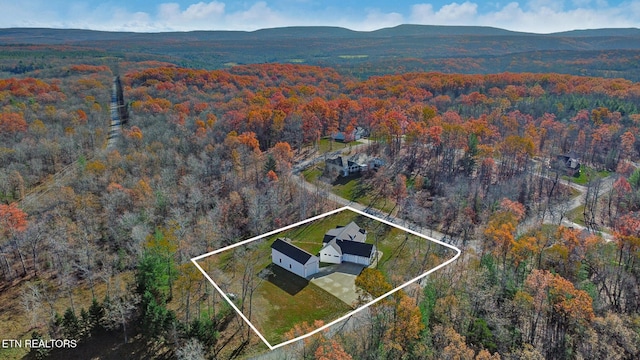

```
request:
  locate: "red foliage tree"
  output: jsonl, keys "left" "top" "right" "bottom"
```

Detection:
{"left": 0, "top": 203, "right": 28, "bottom": 238}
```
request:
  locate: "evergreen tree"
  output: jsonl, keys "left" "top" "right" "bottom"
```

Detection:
{"left": 264, "top": 155, "right": 277, "bottom": 175}
{"left": 61, "top": 307, "right": 81, "bottom": 339}
{"left": 88, "top": 298, "right": 105, "bottom": 333}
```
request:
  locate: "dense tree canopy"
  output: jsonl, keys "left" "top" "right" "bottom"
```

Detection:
{"left": 0, "top": 60, "right": 639, "bottom": 359}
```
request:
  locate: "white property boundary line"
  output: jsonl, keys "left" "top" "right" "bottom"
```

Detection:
{"left": 190, "top": 205, "right": 461, "bottom": 350}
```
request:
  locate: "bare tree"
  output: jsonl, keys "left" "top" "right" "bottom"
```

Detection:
{"left": 584, "top": 178, "right": 603, "bottom": 231}
{"left": 176, "top": 338, "right": 206, "bottom": 360}
{"left": 103, "top": 294, "right": 139, "bottom": 344}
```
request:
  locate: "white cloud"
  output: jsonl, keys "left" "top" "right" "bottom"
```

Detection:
{"left": 410, "top": 2, "right": 478, "bottom": 25}
{"left": 438, "top": 2, "right": 478, "bottom": 21}
{"left": 360, "top": 9, "right": 404, "bottom": 31}
{"left": 225, "top": 2, "right": 284, "bottom": 28}
{"left": 157, "top": 2, "right": 226, "bottom": 30}
{"left": 409, "top": 1, "right": 640, "bottom": 33}
{"left": 183, "top": 1, "right": 226, "bottom": 20}
{"left": 152, "top": 1, "right": 294, "bottom": 31}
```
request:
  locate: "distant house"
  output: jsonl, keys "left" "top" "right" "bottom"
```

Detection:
{"left": 325, "top": 154, "right": 384, "bottom": 177}
{"left": 271, "top": 238, "right": 319, "bottom": 278}
{"left": 555, "top": 152, "right": 581, "bottom": 176}
{"left": 320, "top": 222, "right": 376, "bottom": 266}
{"left": 331, "top": 127, "right": 367, "bottom": 142}
{"left": 325, "top": 156, "right": 348, "bottom": 177}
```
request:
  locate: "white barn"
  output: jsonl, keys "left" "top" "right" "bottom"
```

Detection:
{"left": 271, "top": 238, "right": 319, "bottom": 278}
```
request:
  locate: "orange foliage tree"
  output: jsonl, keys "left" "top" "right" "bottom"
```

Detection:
{"left": 515, "top": 269, "right": 594, "bottom": 355}
{"left": 0, "top": 112, "right": 28, "bottom": 135}
{"left": 0, "top": 202, "right": 28, "bottom": 238}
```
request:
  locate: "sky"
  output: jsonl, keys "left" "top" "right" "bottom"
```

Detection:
{"left": 1, "top": 0, "right": 639, "bottom": 34}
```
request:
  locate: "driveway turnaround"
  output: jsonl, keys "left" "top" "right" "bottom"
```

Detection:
{"left": 309, "top": 262, "right": 365, "bottom": 307}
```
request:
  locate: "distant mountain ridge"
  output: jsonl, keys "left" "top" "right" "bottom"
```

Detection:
{"left": 1, "top": 25, "right": 639, "bottom": 80}
{"left": 2, "top": 25, "right": 639, "bottom": 44}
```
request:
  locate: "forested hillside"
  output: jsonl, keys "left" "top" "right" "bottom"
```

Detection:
{"left": 0, "top": 50, "right": 639, "bottom": 359}
{"left": 2, "top": 25, "right": 640, "bottom": 80}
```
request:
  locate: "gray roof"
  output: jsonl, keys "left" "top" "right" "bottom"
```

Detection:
{"left": 271, "top": 238, "right": 316, "bottom": 265}
{"left": 323, "top": 221, "right": 367, "bottom": 243}
{"left": 324, "top": 239, "right": 343, "bottom": 255}
{"left": 326, "top": 156, "right": 344, "bottom": 167}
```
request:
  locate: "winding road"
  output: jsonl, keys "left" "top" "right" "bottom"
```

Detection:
{"left": 293, "top": 142, "right": 618, "bottom": 250}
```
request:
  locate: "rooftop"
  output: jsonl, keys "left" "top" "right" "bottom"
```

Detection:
{"left": 271, "top": 238, "right": 316, "bottom": 264}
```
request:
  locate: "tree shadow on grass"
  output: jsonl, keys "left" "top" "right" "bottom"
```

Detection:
{"left": 331, "top": 174, "right": 370, "bottom": 201}
{"left": 265, "top": 264, "right": 309, "bottom": 296}
{"left": 331, "top": 173, "right": 360, "bottom": 186}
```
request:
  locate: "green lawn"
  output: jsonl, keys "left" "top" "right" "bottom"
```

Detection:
{"left": 372, "top": 227, "right": 455, "bottom": 285}
{"left": 302, "top": 164, "right": 323, "bottom": 183}
{"left": 314, "top": 138, "right": 361, "bottom": 154}
{"left": 332, "top": 176, "right": 397, "bottom": 214}
{"left": 332, "top": 175, "right": 361, "bottom": 200}
{"left": 301, "top": 160, "right": 396, "bottom": 214}
{"left": 566, "top": 205, "right": 587, "bottom": 226}
{"left": 564, "top": 165, "right": 611, "bottom": 185}
{"left": 257, "top": 275, "right": 352, "bottom": 344}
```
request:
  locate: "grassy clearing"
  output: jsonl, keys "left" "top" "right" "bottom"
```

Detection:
{"left": 257, "top": 277, "right": 351, "bottom": 344}
{"left": 332, "top": 175, "right": 361, "bottom": 200}
{"left": 566, "top": 205, "right": 587, "bottom": 226}
{"left": 331, "top": 175, "right": 397, "bottom": 214}
{"left": 372, "top": 227, "right": 456, "bottom": 287}
{"left": 564, "top": 165, "right": 611, "bottom": 185}
{"left": 302, "top": 165, "right": 323, "bottom": 183}
{"left": 302, "top": 161, "right": 395, "bottom": 214}
{"left": 338, "top": 55, "right": 369, "bottom": 59}
{"left": 314, "top": 138, "right": 361, "bottom": 154}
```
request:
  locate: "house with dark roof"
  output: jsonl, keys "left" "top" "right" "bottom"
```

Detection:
{"left": 325, "top": 154, "right": 384, "bottom": 177}
{"left": 325, "top": 156, "right": 347, "bottom": 177}
{"left": 331, "top": 126, "right": 367, "bottom": 142}
{"left": 555, "top": 152, "right": 581, "bottom": 176}
{"left": 271, "top": 238, "right": 319, "bottom": 278}
{"left": 320, "top": 222, "right": 376, "bottom": 266}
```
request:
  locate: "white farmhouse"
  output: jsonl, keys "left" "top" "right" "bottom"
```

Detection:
{"left": 319, "top": 222, "right": 376, "bottom": 266}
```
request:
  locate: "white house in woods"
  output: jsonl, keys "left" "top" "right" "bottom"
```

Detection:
{"left": 271, "top": 238, "right": 320, "bottom": 278}
{"left": 320, "top": 222, "right": 376, "bottom": 266}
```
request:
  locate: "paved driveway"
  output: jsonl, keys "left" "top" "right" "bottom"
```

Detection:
{"left": 309, "top": 262, "right": 365, "bottom": 307}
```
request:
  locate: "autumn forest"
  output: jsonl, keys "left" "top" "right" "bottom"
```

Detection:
{"left": 0, "top": 27, "right": 640, "bottom": 360}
